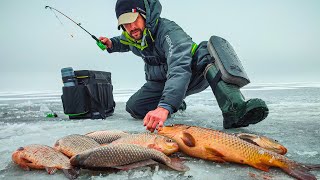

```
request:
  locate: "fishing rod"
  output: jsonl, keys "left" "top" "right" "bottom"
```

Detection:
{"left": 45, "top": 5, "right": 106, "bottom": 51}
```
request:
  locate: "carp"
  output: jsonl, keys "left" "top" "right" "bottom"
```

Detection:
{"left": 235, "top": 133, "right": 287, "bottom": 155}
{"left": 110, "top": 132, "right": 179, "bottom": 155}
{"left": 158, "top": 124, "right": 320, "bottom": 180}
{"left": 54, "top": 134, "right": 100, "bottom": 157}
{"left": 85, "top": 130, "right": 129, "bottom": 145}
{"left": 70, "top": 144, "right": 189, "bottom": 172}
{"left": 11, "top": 144, "right": 79, "bottom": 179}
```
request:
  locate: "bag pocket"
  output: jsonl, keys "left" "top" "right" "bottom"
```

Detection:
{"left": 86, "top": 83, "right": 115, "bottom": 114}
{"left": 103, "top": 83, "right": 115, "bottom": 112}
{"left": 61, "top": 86, "right": 89, "bottom": 115}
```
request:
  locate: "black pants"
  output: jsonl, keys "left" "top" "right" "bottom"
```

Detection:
{"left": 126, "top": 72, "right": 209, "bottom": 119}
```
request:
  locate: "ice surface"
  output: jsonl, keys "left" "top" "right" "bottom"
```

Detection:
{"left": 0, "top": 84, "right": 319, "bottom": 180}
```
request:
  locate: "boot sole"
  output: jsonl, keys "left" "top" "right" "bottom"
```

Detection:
{"left": 224, "top": 99, "right": 269, "bottom": 129}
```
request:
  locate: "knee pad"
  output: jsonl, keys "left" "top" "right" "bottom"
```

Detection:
{"left": 207, "top": 36, "right": 250, "bottom": 88}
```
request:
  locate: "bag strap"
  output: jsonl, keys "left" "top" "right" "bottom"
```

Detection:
{"left": 85, "top": 84, "right": 107, "bottom": 119}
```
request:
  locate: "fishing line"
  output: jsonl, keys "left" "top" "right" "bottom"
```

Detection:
{"left": 45, "top": 5, "right": 106, "bottom": 50}
{"left": 48, "top": 7, "right": 74, "bottom": 38}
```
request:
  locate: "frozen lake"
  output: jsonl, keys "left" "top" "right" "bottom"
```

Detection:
{"left": 0, "top": 82, "right": 319, "bottom": 180}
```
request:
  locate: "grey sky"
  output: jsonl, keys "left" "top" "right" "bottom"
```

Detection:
{"left": 0, "top": 0, "right": 319, "bottom": 91}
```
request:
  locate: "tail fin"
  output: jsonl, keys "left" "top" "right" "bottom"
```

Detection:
{"left": 166, "top": 157, "right": 189, "bottom": 172}
{"left": 303, "top": 164, "right": 320, "bottom": 170}
{"left": 282, "top": 163, "right": 317, "bottom": 180}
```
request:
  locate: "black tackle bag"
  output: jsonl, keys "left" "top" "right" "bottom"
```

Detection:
{"left": 61, "top": 70, "right": 115, "bottom": 119}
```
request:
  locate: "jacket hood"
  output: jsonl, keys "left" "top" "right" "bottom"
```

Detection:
{"left": 144, "top": 0, "right": 162, "bottom": 33}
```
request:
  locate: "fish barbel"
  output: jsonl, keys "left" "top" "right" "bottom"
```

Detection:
{"left": 70, "top": 144, "right": 189, "bottom": 172}
{"left": 110, "top": 132, "right": 179, "bottom": 155}
{"left": 158, "top": 124, "right": 320, "bottom": 180}
{"left": 54, "top": 134, "right": 100, "bottom": 157}
{"left": 85, "top": 130, "right": 129, "bottom": 145}
{"left": 12, "top": 144, "right": 79, "bottom": 179}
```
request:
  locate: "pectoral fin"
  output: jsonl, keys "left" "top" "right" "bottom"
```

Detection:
{"left": 147, "top": 144, "right": 162, "bottom": 152}
{"left": 19, "top": 164, "right": 31, "bottom": 171}
{"left": 252, "top": 163, "right": 270, "bottom": 172}
{"left": 204, "top": 147, "right": 226, "bottom": 163}
{"left": 166, "top": 157, "right": 190, "bottom": 172}
{"left": 114, "top": 159, "right": 158, "bottom": 170}
{"left": 62, "top": 168, "right": 80, "bottom": 179}
{"left": 19, "top": 158, "right": 32, "bottom": 171}
{"left": 180, "top": 132, "right": 196, "bottom": 147}
{"left": 45, "top": 167, "right": 58, "bottom": 174}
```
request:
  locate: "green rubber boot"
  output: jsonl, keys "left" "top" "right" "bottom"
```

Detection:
{"left": 205, "top": 64, "right": 269, "bottom": 129}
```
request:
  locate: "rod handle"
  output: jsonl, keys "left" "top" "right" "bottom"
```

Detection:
{"left": 91, "top": 35, "right": 106, "bottom": 51}
{"left": 96, "top": 40, "right": 106, "bottom": 51}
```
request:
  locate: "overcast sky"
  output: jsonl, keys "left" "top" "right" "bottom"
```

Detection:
{"left": 0, "top": 0, "right": 319, "bottom": 91}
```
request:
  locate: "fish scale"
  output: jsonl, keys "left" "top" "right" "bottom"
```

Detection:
{"left": 70, "top": 144, "right": 189, "bottom": 172}
{"left": 83, "top": 144, "right": 166, "bottom": 167}
{"left": 110, "top": 132, "right": 179, "bottom": 155}
{"left": 234, "top": 133, "right": 287, "bottom": 155}
{"left": 195, "top": 127, "right": 277, "bottom": 163}
{"left": 85, "top": 130, "right": 129, "bottom": 144}
{"left": 158, "top": 124, "right": 320, "bottom": 180}
{"left": 12, "top": 144, "right": 79, "bottom": 179}
{"left": 14, "top": 144, "right": 71, "bottom": 169}
{"left": 54, "top": 134, "right": 101, "bottom": 157}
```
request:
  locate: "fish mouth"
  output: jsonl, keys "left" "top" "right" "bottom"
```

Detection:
{"left": 157, "top": 126, "right": 164, "bottom": 132}
{"left": 279, "top": 146, "right": 288, "bottom": 155}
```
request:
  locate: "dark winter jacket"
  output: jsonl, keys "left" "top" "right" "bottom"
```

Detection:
{"left": 107, "top": 0, "right": 209, "bottom": 112}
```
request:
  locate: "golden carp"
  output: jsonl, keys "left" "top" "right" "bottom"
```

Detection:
{"left": 158, "top": 124, "right": 320, "bottom": 180}
{"left": 235, "top": 133, "right": 287, "bottom": 155}
{"left": 54, "top": 134, "right": 100, "bottom": 157}
{"left": 110, "top": 132, "right": 179, "bottom": 155}
{"left": 85, "top": 130, "right": 129, "bottom": 145}
{"left": 12, "top": 144, "right": 79, "bottom": 179}
{"left": 70, "top": 144, "right": 189, "bottom": 172}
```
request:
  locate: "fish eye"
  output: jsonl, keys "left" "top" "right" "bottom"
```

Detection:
{"left": 54, "top": 141, "right": 60, "bottom": 147}
{"left": 169, "top": 124, "right": 174, "bottom": 127}
{"left": 274, "top": 139, "right": 278, "bottom": 142}
{"left": 166, "top": 139, "right": 173, "bottom": 142}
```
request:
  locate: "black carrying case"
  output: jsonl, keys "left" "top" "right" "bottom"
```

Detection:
{"left": 61, "top": 70, "right": 115, "bottom": 119}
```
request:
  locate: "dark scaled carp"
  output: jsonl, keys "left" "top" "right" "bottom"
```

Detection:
{"left": 70, "top": 144, "right": 189, "bottom": 172}
{"left": 158, "top": 124, "right": 320, "bottom": 180}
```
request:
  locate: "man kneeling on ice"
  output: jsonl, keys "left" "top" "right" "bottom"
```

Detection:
{"left": 99, "top": 0, "right": 269, "bottom": 132}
